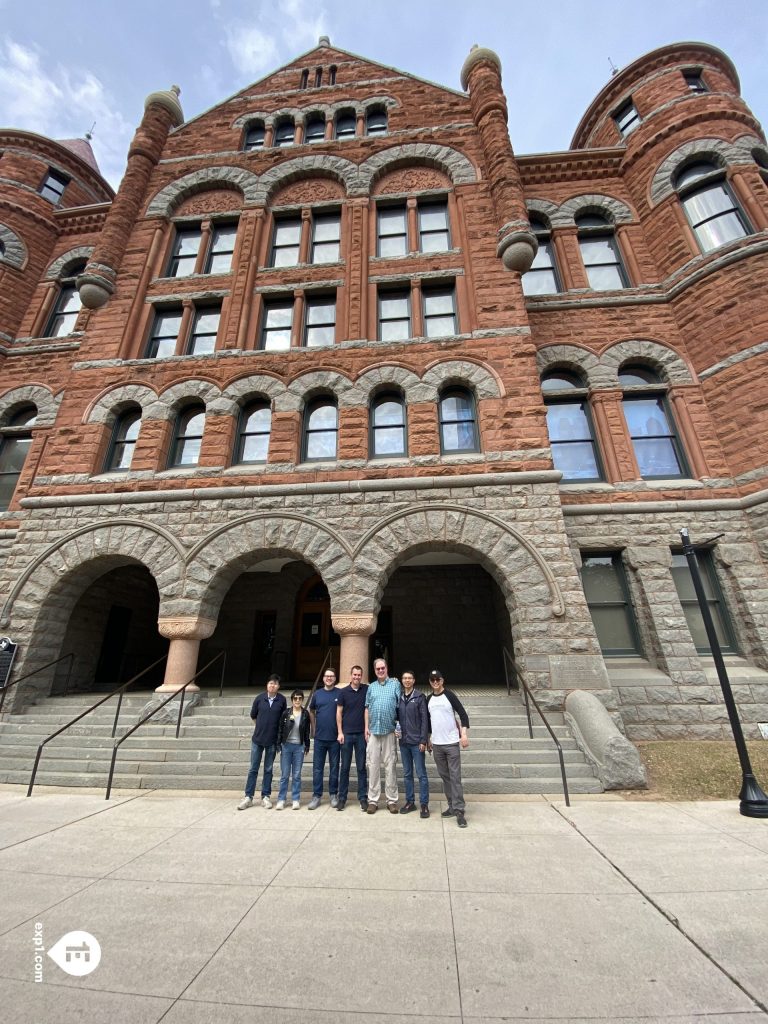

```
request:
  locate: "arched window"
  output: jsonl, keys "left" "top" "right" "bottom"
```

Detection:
{"left": 0, "top": 404, "right": 37, "bottom": 510}
{"left": 522, "top": 217, "right": 560, "bottom": 296}
{"left": 243, "top": 121, "right": 265, "bottom": 150}
{"left": 335, "top": 109, "right": 356, "bottom": 140}
{"left": 274, "top": 118, "right": 295, "bottom": 147}
{"left": 235, "top": 401, "right": 271, "bottom": 464}
{"left": 104, "top": 408, "right": 141, "bottom": 472}
{"left": 169, "top": 403, "right": 205, "bottom": 467}
{"left": 304, "top": 114, "right": 326, "bottom": 143}
{"left": 619, "top": 365, "right": 687, "bottom": 479}
{"left": 438, "top": 388, "right": 478, "bottom": 453}
{"left": 45, "top": 260, "right": 86, "bottom": 337}
{"left": 366, "top": 107, "right": 388, "bottom": 136}
{"left": 576, "top": 213, "right": 628, "bottom": 290}
{"left": 371, "top": 392, "right": 406, "bottom": 458}
{"left": 675, "top": 161, "right": 751, "bottom": 253}
{"left": 541, "top": 370, "right": 602, "bottom": 482}
{"left": 303, "top": 398, "right": 338, "bottom": 461}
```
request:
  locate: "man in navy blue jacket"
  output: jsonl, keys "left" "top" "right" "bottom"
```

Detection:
{"left": 396, "top": 670, "right": 430, "bottom": 818}
{"left": 238, "top": 674, "right": 287, "bottom": 810}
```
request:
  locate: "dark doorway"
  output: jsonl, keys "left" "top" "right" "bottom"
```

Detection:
{"left": 292, "top": 575, "right": 340, "bottom": 681}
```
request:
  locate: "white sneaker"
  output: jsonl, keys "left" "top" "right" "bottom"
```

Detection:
{"left": 262, "top": 796, "right": 273, "bottom": 809}
{"left": 237, "top": 796, "right": 253, "bottom": 811}
{"left": 292, "top": 800, "right": 300, "bottom": 810}
{"left": 275, "top": 800, "right": 285, "bottom": 810}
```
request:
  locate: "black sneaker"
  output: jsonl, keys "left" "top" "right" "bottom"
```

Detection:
{"left": 399, "top": 802, "right": 416, "bottom": 814}
{"left": 441, "top": 808, "right": 455, "bottom": 818}
{"left": 456, "top": 812, "right": 468, "bottom": 828}
{"left": 420, "top": 805, "right": 430, "bottom": 819}
{"left": 360, "top": 801, "right": 368, "bottom": 812}
{"left": 336, "top": 800, "right": 346, "bottom": 811}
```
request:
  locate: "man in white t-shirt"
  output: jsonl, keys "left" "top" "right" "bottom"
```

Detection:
{"left": 425, "top": 669, "right": 470, "bottom": 828}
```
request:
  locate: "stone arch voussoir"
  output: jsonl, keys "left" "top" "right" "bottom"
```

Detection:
{"left": 285, "top": 370, "right": 361, "bottom": 411}
{"left": 526, "top": 199, "right": 560, "bottom": 227}
{"left": 146, "top": 380, "right": 223, "bottom": 421}
{"left": 554, "top": 193, "right": 634, "bottom": 227}
{"left": 257, "top": 155, "right": 363, "bottom": 204}
{"left": 0, "top": 385, "right": 60, "bottom": 427}
{"left": 146, "top": 166, "right": 262, "bottom": 218}
{"left": 650, "top": 137, "right": 750, "bottom": 206}
{"left": 359, "top": 143, "right": 477, "bottom": 192}
{"left": 183, "top": 513, "right": 354, "bottom": 619}
{"left": 536, "top": 345, "right": 608, "bottom": 389}
{"left": 601, "top": 339, "right": 694, "bottom": 384}
{"left": 421, "top": 360, "right": 503, "bottom": 400}
{"left": 354, "top": 366, "right": 423, "bottom": 404}
{"left": 0, "top": 223, "right": 27, "bottom": 270}
{"left": 45, "top": 246, "right": 93, "bottom": 280}
{"left": 85, "top": 384, "right": 158, "bottom": 424}
{"left": 222, "top": 374, "right": 289, "bottom": 409}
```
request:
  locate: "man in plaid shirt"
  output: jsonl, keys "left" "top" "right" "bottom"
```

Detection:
{"left": 364, "top": 657, "right": 401, "bottom": 814}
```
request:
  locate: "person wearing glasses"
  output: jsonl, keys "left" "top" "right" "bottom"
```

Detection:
{"left": 364, "top": 657, "right": 401, "bottom": 814}
{"left": 308, "top": 668, "right": 341, "bottom": 809}
{"left": 275, "top": 690, "right": 311, "bottom": 809}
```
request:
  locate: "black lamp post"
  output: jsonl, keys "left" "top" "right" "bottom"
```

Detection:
{"left": 680, "top": 528, "right": 768, "bottom": 818}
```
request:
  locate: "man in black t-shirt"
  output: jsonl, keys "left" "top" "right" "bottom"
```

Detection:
{"left": 335, "top": 664, "right": 369, "bottom": 811}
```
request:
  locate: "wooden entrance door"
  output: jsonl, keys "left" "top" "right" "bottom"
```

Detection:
{"left": 293, "top": 576, "right": 339, "bottom": 681}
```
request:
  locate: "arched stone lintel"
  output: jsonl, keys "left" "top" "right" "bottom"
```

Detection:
{"left": 255, "top": 155, "right": 363, "bottom": 204}
{"left": 354, "top": 366, "right": 424, "bottom": 404}
{"left": 525, "top": 199, "right": 560, "bottom": 227}
{"left": 284, "top": 369, "right": 362, "bottom": 411}
{"left": 650, "top": 136, "right": 760, "bottom": 206}
{"left": 0, "top": 223, "right": 27, "bottom": 270}
{"left": 222, "top": 374, "right": 288, "bottom": 408}
{"left": 45, "top": 246, "right": 93, "bottom": 280}
{"left": 0, "top": 385, "right": 60, "bottom": 428}
{"left": 536, "top": 345, "right": 608, "bottom": 389}
{"left": 553, "top": 193, "right": 634, "bottom": 228}
{"left": 85, "top": 384, "right": 158, "bottom": 425}
{"left": 146, "top": 166, "right": 262, "bottom": 218}
{"left": 147, "top": 380, "right": 224, "bottom": 420}
{"left": 421, "top": 359, "right": 503, "bottom": 399}
{"left": 601, "top": 339, "right": 695, "bottom": 384}
{"left": 359, "top": 143, "right": 478, "bottom": 192}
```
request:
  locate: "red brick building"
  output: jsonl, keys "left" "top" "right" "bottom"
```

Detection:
{"left": 1, "top": 38, "right": 767, "bottom": 741}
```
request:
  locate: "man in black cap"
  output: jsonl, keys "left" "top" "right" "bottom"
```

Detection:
{"left": 426, "top": 669, "right": 470, "bottom": 827}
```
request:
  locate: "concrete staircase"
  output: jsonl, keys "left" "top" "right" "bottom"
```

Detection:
{"left": 0, "top": 688, "right": 602, "bottom": 795}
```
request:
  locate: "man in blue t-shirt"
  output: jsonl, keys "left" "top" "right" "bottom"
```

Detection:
{"left": 308, "top": 668, "right": 340, "bottom": 809}
{"left": 335, "top": 664, "right": 368, "bottom": 811}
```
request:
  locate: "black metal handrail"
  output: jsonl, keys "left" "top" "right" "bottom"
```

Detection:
{"left": 502, "top": 647, "right": 570, "bottom": 806}
{"left": 105, "top": 651, "right": 225, "bottom": 800}
{"left": 27, "top": 654, "right": 168, "bottom": 797}
{"left": 0, "top": 653, "right": 75, "bottom": 716}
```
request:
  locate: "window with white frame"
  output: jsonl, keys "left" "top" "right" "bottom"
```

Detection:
{"left": 576, "top": 213, "right": 629, "bottom": 290}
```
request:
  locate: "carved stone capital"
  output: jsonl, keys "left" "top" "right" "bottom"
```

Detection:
{"left": 331, "top": 613, "right": 377, "bottom": 637}
{"left": 157, "top": 616, "right": 217, "bottom": 641}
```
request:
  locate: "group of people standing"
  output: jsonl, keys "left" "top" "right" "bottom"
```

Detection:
{"left": 237, "top": 657, "right": 471, "bottom": 827}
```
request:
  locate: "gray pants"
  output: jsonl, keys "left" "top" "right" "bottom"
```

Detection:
{"left": 367, "top": 731, "right": 398, "bottom": 804}
{"left": 432, "top": 743, "right": 465, "bottom": 813}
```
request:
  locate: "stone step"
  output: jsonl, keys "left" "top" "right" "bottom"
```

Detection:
{"left": 6, "top": 769, "right": 596, "bottom": 795}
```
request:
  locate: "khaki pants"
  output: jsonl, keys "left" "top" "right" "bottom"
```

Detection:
{"left": 366, "top": 732, "right": 398, "bottom": 804}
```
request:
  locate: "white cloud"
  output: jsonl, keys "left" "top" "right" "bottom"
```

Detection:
{"left": 0, "top": 37, "right": 133, "bottom": 189}
{"left": 224, "top": 23, "right": 280, "bottom": 77}
{"left": 217, "top": 0, "right": 330, "bottom": 83}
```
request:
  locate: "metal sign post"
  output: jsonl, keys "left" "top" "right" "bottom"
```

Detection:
{"left": 679, "top": 529, "right": 768, "bottom": 818}
{"left": 0, "top": 637, "right": 19, "bottom": 713}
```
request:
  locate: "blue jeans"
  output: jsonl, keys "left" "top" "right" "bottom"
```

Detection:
{"left": 244, "top": 741, "right": 276, "bottom": 799}
{"left": 277, "top": 743, "right": 306, "bottom": 803}
{"left": 401, "top": 743, "right": 429, "bottom": 806}
{"left": 312, "top": 738, "right": 340, "bottom": 798}
{"left": 339, "top": 732, "right": 368, "bottom": 803}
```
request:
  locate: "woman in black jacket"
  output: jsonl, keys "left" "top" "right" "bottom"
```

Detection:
{"left": 276, "top": 690, "right": 311, "bottom": 809}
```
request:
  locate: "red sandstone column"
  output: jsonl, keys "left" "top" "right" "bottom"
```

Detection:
{"left": 156, "top": 616, "right": 217, "bottom": 693}
{"left": 460, "top": 46, "right": 536, "bottom": 275}
{"left": 78, "top": 86, "right": 184, "bottom": 309}
{"left": 333, "top": 614, "right": 376, "bottom": 684}
{"left": 669, "top": 388, "right": 708, "bottom": 478}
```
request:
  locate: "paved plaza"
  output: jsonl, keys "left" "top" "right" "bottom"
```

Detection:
{"left": 0, "top": 786, "right": 767, "bottom": 1023}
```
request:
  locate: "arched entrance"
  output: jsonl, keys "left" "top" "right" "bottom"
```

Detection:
{"left": 375, "top": 552, "right": 512, "bottom": 684}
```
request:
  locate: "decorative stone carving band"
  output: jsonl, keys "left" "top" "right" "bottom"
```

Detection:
{"left": 0, "top": 223, "right": 27, "bottom": 270}
{"left": 146, "top": 166, "right": 262, "bottom": 217}
{"left": 157, "top": 616, "right": 217, "bottom": 640}
{"left": 331, "top": 613, "right": 377, "bottom": 636}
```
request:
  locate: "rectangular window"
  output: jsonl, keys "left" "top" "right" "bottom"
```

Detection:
{"left": 187, "top": 306, "right": 220, "bottom": 355}
{"left": 622, "top": 395, "right": 686, "bottom": 478}
{"left": 377, "top": 205, "right": 407, "bottom": 257}
{"left": 260, "top": 299, "right": 293, "bottom": 350}
{"left": 146, "top": 310, "right": 182, "bottom": 359}
{"left": 271, "top": 218, "right": 302, "bottom": 267}
{"left": 683, "top": 70, "right": 708, "bottom": 93}
{"left": 46, "top": 286, "right": 82, "bottom": 337}
{"left": 418, "top": 202, "right": 450, "bottom": 252}
{"left": 579, "top": 235, "right": 628, "bottom": 290}
{"left": 522, "top": 239, "right": 560, "bottom": 296}
{"left": 303, "top": 295, "right": 336, "bottom": 347}
{"left": 422, "top": 285, "right": 457, "bottom": 337}
{"left": 39, "top": 169, "right": 69, "bottom": 204}
{"left": 378, "top": 289, "right": 411, "bottom": 340}
{"left": 168, "top": 227, "right": 202, "bottom": 277}
{"left": 311, "top": 213, "right": 341, "bottom": 264}
{"left": 614, "top": 100, "right": 640, "bottom": 137}
{"left": 205, "top": 223, "right": 237, "bottom": 274}
{"left": 670, "top": 551, "right": 738, "bottom": 654}
{"left": 545, "top": 401, "right": 602, "bottom": 482}
{"left": 581, "top": 553, "right": 642, "bottom": 656}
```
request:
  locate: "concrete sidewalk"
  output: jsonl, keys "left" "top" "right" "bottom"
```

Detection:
{"left": 0, "top": 786, "right": 766, "bottom": 1023}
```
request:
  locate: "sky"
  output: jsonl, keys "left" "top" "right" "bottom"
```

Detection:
{"left": 0, "top": 0, "right": 766, "bottom": 188}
